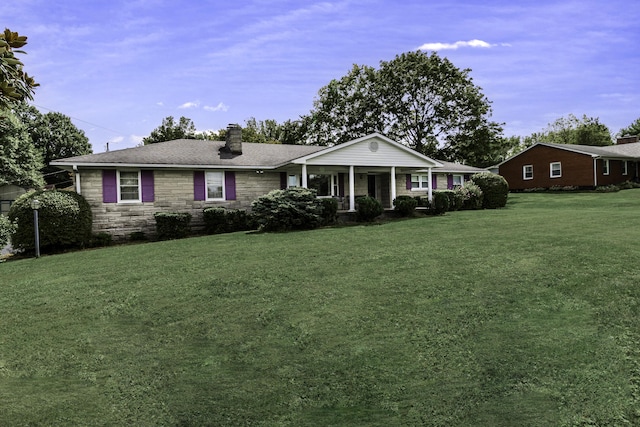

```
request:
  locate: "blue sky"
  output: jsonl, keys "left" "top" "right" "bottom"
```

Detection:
{"left": 4, "top": 0, "right": 639, "bottom": 153}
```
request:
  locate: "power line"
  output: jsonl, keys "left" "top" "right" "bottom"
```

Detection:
{"left": 30, "top": 103, "right": 127, "bottom": 138}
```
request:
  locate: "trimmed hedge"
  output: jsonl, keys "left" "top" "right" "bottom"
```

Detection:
{"left": 9, "top": 190, "right": 93, "bottom": 253}
{"left": 251, "top": 187, "right": 323, "bottom": 232}
{"left": 203, "top": 207, "right": 253, "bottom": 234}
{"left": 318, "top": 197, "right": 339, "bottom": 226}
{"left": 393, "top": 195, "right": 418, "bottom": 216}
{"left": 356, "top": 196, "right": 383, "bottom": 222}
{"left": 154, "top": 212, "right": 192, "bottom": 240}
{"left": 469, "top": 172, "right": 509, "bottom": 209}
{"left": 429, "top": 191, "right": 450, "bottom": 215}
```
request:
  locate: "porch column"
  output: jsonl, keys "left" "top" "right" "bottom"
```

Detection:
{"left": 348, "top": 165, "right": 356, "bottom": 212}
{"left": 593, "top": 159, "right": 598, "bottom": 187}
{"left": 427, "top": 168, "right": 433, "bottom": 202}
{"left": 390, "top": 166, "right": 397, "bottom": 208}
{"left": 73, "top": 166, "right": 81, "bottom": 194}
{"left": 301, "top": 164, "right": 308, "bottom": 188}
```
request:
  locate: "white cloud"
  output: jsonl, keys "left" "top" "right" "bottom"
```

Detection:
{"left": 418, "top": 39, "right": 495, "bottom": 51}
{"left": 178, "top": 101, "right": 200, "bottom": 109}
{"left": 204, "top": 102, "right": 230, "bottom": 112}
{"left": 130, "top": 134, "right": 145, "bottom": 145}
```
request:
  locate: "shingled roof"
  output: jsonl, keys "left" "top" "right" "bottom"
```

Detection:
{"left": 51, "top": 139, "right": 326, "bottom": 169}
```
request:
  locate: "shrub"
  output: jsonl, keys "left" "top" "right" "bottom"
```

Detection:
{"left": 355, "top": 196, "right": 383, "bottom": 222}
{"left": 154, "top": 212, "right": 192, "bottom": 240}
{"left": 469, "top": 172, "right": 509, "bottom": 208}
{"left": 251, "top": 187, "right": 323, "bottom": 232}
{"left": 318, "top": 197, "right": 339, "bottom": 225}
{"left": 393, "top": 195, "right": 418, "bottom": 216}
{"left": 203, "top": 207, "right": 252, "bottom": 234}
{"left": 0, "top": 215, "right": 16, "bottom": 247}
{"left": 89, "top": 232, "right": 113, "bottom": 248}
{"left": 9, "top": 190, "right": 92, "bottom": 253}
{"left": 594, "top": 184, "right": 620, "bottom": 193}
{"left": 429, "top": 191, "right": 450, "bottom": 215}
{"left": 441, "top": 190, "right": 464, "bottom": 211}
{"left": 129, "top": 231, "right": 147, "bottom": 241}
{"left": 457, "top": 183, "right": 484, "bottom": 210}
{"left": 414, "top": 196, "right": 429, "bottom": 207}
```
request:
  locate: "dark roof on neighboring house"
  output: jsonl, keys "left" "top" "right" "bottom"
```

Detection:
{"left": 51, "top": 139, "right": 326, "bottom": 169}
{"left": 499, "top": 142, "right": 640, "bottom": 166}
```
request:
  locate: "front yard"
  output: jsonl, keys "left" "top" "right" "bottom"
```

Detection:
{"left": 1, "top": 191, "right": 639, "bottom": 425}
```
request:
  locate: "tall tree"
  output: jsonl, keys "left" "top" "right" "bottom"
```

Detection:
{"left": 541, "top": 114, "right": 612, "bottom": 146}
{"left": 0, "top": 29, "right": 38, "bottom": 109}
{"left": 0, "top": 109, "right": 43, "bottom": 188}
{"left": 303, "top": 51, "right": 503, "bottom": 162}
{"left": 12, "top": 103, "right": 92, "bottom": 186}
{"left": 142, "top": 116, "right": 202, "bottom": 144}
{"left": 618, "top": 117, "right": 640, "bottom": 138}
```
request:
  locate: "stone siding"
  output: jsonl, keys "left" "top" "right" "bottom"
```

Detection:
{"left": 79, "top": 169, "right": 280, "bottom": 240}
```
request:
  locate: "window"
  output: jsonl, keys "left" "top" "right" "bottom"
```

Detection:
{"left": 452, "top": 174, "right": 463, "bottom": 187}
{"left": 411, "top": 174, "right": 430, "bottom": 190}
{"left": 523, "top": 165, "right": 533, "bottom": 180}
{"left": 603, "top": 159, "right": 610, "bottom": 175}
{"left": 623, "top": 161, "right": 629, "bottom": 175}
{"left": 287, "top": 174, "right": 299, "bottom": 188}
{"left": 118, "top": 171, "right": 140, "bottom": 202}
{"left": 550, "top": 162, "right": 562, "bottom": 178}
{"left": 206, "top": 172, "right": 225, "bottom": 200}
{"left": 308, "top": 174, "right": 338, "bottom": 196}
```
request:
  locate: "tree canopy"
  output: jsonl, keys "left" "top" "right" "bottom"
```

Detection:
{"left": 302, "top": 51, "right": 505, "bottom": 165}
{"left": 0, "top": 28, "right": 38, "bottom": 109}
{"left": 537, "top": 114, "right": 612, "bottom": 146}
{"left": 0, "top": 109, "right": 43, "bottom": 188}
{"left": 618, "top": 117, "right": 640, "bottom": 138}
{"left": 142, "top": 116, "right": 204, "bottom": 144}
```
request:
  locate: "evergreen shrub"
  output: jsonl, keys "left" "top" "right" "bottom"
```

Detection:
{"left": 318, "top": 197, "right": 339, "bottom": 225}
{"left": 429, "top": 191, "right": 450, "bottom": 215}
{"left": 203, "top": 207, "right": 252, "bottom": 234}
{"left": 9, "top": 190, "right": 92, "bottom": 253}
{"left": 251, "top": 187, "right": 323, "bottom": 232}
{"left": 393, "top": 195, "right": 418, "bottom": 216}
{"left": 355, "top": 196, "right": 383, "bottom": 222}
{"left": 469, "top": 172, "right": 509, "bottom": 208}
{"left": 154, "top": 212, "right": 192, "bottom": 240}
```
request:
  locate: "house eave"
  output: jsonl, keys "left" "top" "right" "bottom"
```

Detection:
{"left": 50, "top": 161, "right": 279, "bottom": 171}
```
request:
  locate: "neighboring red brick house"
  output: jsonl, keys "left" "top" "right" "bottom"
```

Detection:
{"left": 498, "top": 137, "right": 640, "bottom": 190}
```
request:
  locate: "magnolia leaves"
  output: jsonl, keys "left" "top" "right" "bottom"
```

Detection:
{"left": 1, "top": 28, "right": 39, "bottom": 109}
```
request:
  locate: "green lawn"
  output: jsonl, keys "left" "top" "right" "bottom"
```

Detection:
{"left": 1, "top": 191, "right": 639, "bottom": 426}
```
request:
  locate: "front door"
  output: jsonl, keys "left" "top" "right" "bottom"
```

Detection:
{"left": 367, "top": 175, "right": 377, "bottom": 198}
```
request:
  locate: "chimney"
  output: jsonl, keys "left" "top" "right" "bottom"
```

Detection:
{"left": 616, "top": 135, "right": 639, "bottom": 145}
{"left": 225, "top": 124, "right": 242, "bottom": 154}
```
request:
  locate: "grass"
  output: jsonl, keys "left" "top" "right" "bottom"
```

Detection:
{"left": 1, "top": 191, "right": 640, "bottom": 426}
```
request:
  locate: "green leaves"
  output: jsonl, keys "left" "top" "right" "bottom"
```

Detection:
{"left": 304, "top": 51, "right": 502, "bottom": 162}
{"left": 0, "top": 28, "right": 38, "bottom": 109}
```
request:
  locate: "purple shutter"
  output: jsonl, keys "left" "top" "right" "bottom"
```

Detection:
{"left": 141, "top": 170, "right": 154, "bottom": 202}
{"left": 280, "top": 172, "right": 287, "bottom": 189}
{"left": 406, "top": 174, "right": 412, "bottom": 190}
{"left": 338, "top": 173, "right": 345, "bottom": 197}
{"left": 194, "top": 171, "right": 205, "bottom": 201}
{"left": 225, "top": 171, "right": 236, "bottom": 200}
{"left": 447, "top": 174, "right": 454, "bottom": 190}
{"left": 102, "top": 170, "right": 117, "bottom": 203}
{"left": 432, "top": 174, "right": 437, "bottom": 190}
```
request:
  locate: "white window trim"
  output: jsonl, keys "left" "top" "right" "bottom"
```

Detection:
{"left": 523, "top": 165, "right": 533, "bottom": 180}
{"left": 623, "top": 161, "right": 628, "bottom": 175}
{"left": 603, "top": 159, "right": 610, "bottom": 176}
{"left": 411, "top": 173, "right": 430, "bottom": 191}
{"left": 452, "top": 174, "right": 464, "bottom": 187}
{"left": 117, "top": 170, "right": 141, "bottom": 203}
{"left": 550, "top": 162, "right": 562, "bottom": 178}
{"left": 205, "top": 171, "right": 226, "bottom": 201}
